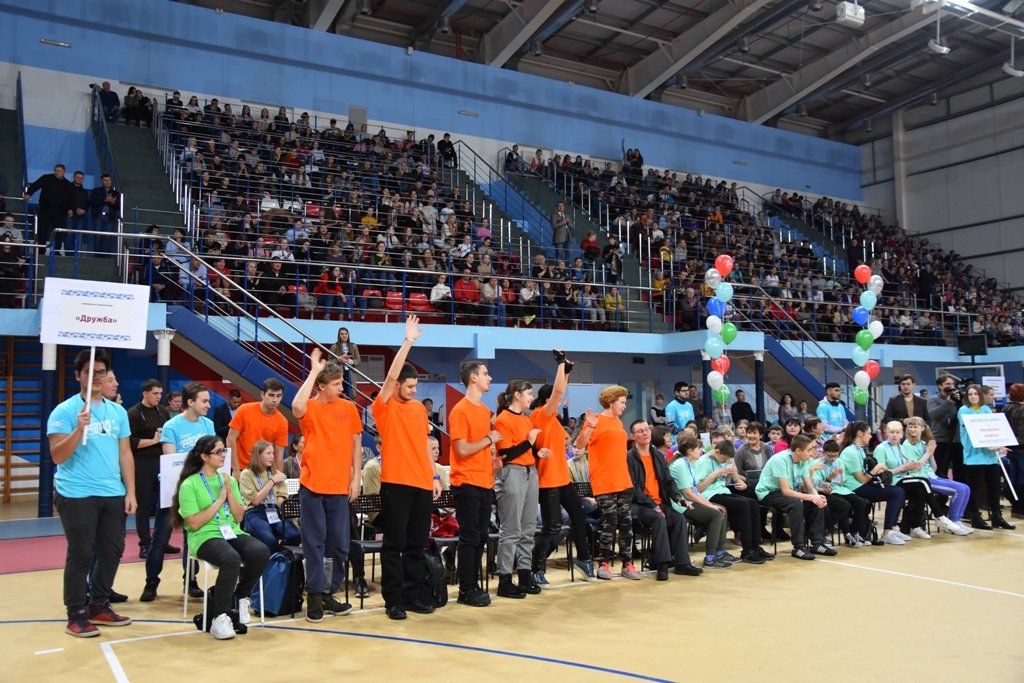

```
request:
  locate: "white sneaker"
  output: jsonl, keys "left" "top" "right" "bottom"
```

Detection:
{"left": 881, "top": 530, "right": 905, "bottom": 545}
{"left": 910, "top": 527, "right": 931, "bottom": 539}
{"left": 956, "top": 522, "right": 975, "bottom": 535}
{"left": 238, "top": 598, "right": 251, "bottom": 625}
{"left": 894, "top": 530, "right": 912, "bottom": 541}
{"left": 937, "top": 516, "right": 958, "bottom": 534}
{"left": 210, "top": 613, "right": 235, "bottom": 640}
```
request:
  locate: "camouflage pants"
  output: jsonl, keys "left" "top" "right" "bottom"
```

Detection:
{"left": 596, "top": 490, "right": 633, "bottom": 563}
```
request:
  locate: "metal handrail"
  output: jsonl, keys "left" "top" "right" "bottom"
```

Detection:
{"left": 89, "top": 86, "right": 121, "bottom": 190}
{"left": 15, "top": 73, "right": 27, "bottom": 191}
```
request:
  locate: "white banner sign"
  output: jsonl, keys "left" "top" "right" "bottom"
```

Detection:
{"left": 981, "top": 376, "right": 1006, "bottom": 401}
{"left": 40, "top": 277, "right": 150, "bottom": 349}
{"left": 961, "top": 413, "right": 1019, "bottom": 449}
{"left": 159, "top": 449, "right": 232, "bottom": 509}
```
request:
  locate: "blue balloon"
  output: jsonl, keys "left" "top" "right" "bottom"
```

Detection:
{"left": 852, "top": 306, "right": 869, "bottom": 326}
{"left": 705, "top": 336, "right": 725, "bottom": 359}
{"left": 715, "top": 282, "right": 734, "bottom": 304}
{"left": 851, "top": 345, "right": 869, "bottom": 366}
{"left": 860, "top": 290, "right": 878, "bottom": 311}
{"left": 707, "top": 297, "right": 726, "bottom": 318}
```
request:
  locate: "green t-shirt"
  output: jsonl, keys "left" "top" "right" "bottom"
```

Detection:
{"left": 812, "top": 457, "right": 854, "bottom": 495}
{"left": 901, "top": 440, "right": 935, "bottom": 479}
{"left": 178, "top": 472, "right": 247, "bottom": 555}
{"left": 874, "top": 441, "right": 913, "bottom": 483}
{"left": 668, "top": 457, "right": 699, "bottom": 514}
{"left": 837, "top": 445, "right": 866, "bottom": 491}
{"left": 755, "top": 451, "right": 810, "bottom": 500}
{"left": 692, "top": 454, "right": 731, "bottom": 499}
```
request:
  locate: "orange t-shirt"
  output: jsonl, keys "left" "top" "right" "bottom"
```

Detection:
{"left": 371, "top": 394, "right": 432, "bottom": 491}
{"left": 448, "top": 397, "right": 495, "bottom": 489}
{"left": 299, "top": 397, "right": 362, "bottom": 494}
{"left": 493, "top": 410, "right": 535, "bottom": 468}
{"left": 587, "top": 414, "right": 631, "bottom": 496}
{"left": 640, "top": 453, "right": 662, "bottom": 505}
{"left": 532, "top": 408, "right": 570, "bottom": 489}
{"left": 229, "top": 402, "right": 289, "bottom": 470}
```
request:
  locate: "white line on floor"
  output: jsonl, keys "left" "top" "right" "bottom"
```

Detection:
{"left": 818, "top": 559, "right": 1024, "bottom": 599}
{"left": 100, "top": 642, "right": 130, "bottom": 683}
{"left": 33, "top": 648, "right": 64, "bottom": 655}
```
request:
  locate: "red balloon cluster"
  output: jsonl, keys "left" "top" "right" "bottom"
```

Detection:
{"left": 711, "top": 355, "right": 731, "bottom": 375}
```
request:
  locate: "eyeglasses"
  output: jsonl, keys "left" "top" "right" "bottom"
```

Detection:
{"left": 632, "top": 428, "right": 651, "bottom": 434}
{"left": 210, "top": 448, "right": 227, "bottom": 455}
{"left": 89, "top": 369, "right": 109, "bottom": 377}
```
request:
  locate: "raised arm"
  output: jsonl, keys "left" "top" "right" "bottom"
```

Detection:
{"left": 543, "top": 349, "right": 570, "bottom": 416}
{"left": 378, "top": 315, "right": 422, "bottom": 405}
{"left": 292, "top": 348, "right": 327, "bottom": 419}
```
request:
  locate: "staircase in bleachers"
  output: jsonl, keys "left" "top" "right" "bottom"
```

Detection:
{"left": 106, "top": 122, "right": 187, "bottom": 231}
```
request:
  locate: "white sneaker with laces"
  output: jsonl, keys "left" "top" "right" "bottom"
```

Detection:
{"left": 210, "top": 613, "right": 235, "bottom": 640}
{"left": 894, "top": 530, "right": 912, "bottom": 541}
{"left": 956, "top": 522, "right": 974, "bottom": 535}
{"left": 910, "top": 527, "right": 931, "bottom": 539}
{"left": 881, "top": 530, "right": 905, "bottom": 545}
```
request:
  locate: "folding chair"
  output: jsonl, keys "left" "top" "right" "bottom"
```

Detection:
{"left": 183, "top": 556, "right": 265, "bottom": 625}
{"left": 347, "top": 494, "right": 383, "bottom": 609}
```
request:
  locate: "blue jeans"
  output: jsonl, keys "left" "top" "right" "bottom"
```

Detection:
{"left": 63, "top": 213, "right": 88, "bottom": 253}
{"left": 243, "top": 506, "right": 301, "bottom": 551}
{"left": 554, "top": 241, "right": 570, "bottom": 264}
{"left": 299, "top": 485, "right": 350, "bottom": 594}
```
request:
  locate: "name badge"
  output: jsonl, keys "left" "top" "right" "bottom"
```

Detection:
{"left": 219, "top": 524, "right": 237, "bottom": 540}
{"left": 265, "top": 507, "right": 281, "bottom": 524}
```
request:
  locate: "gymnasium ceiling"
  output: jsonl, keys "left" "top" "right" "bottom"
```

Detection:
{"left": 177, "top": 0, "right": 1024, "bottom": 142}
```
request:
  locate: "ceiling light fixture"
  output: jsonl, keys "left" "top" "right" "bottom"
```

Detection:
{"left": 438, "top": 16, "right": 451, "bottom": 34}
{"left": 585, "top": 0, "right": 599, "bottom": 13}
{"left": 864, "top": 73, "right": 872, "bottom": 87}
{"left": 928, "top": 11, "right": 951, "bottom": 54}
{"left": 798, "top": 103, "right": 808, "bottom": 117}
{"left": 531, "top": 40, "right": 543, "bottom": 57}
{"left": 1003, "top": 38, "right": 1024, "bottom": 77}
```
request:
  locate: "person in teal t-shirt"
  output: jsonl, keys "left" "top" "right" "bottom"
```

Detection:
{"left": 958, "top": 385, "right": 1015, "bottom": 530}
{"left": 172, "top": 435, "right": 268, "bottom": 639}
{"left": 837, "top": 421, "right": 908, "bottom": 545}
{"left": 814, "top": 439, "right": 869, "bottom": 547}
{"left": 755, "top": 434, "right": 833, "bottom": 560}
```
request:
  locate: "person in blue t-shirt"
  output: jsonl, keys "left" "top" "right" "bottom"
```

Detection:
{"left": 141, "top": 382, "right": 216, "bottom": 602}
{"left": 665, "top": 381, "right": 695, "bottom": 432}
{"left": 47, "top": 349, "right": 136, "bottom": 638}
{"left": 816, "top": 382, "right": 849, "bottom": 435}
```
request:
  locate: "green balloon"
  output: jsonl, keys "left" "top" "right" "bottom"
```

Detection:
{"left": 713, "top": 386, "right": 729, "bottom": 404}
{"left": 852, "top": 387, "right": 869, "bottom": 405}
{"left": 855, "top": 329, "right": 874, "bottom": 350}
{"left": 721, "top": 322, "right": 738, "bottom": 345}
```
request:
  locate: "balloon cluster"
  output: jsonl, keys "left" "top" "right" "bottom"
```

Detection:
{"left": 703, "top": 254, "right": 737, "bottom": 405}
{"left": 850, "top": 265, "right": 885, "bottom": 406}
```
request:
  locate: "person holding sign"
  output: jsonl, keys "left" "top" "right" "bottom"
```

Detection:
{"left": 47, "top": 349, "right": 136, "bottom": 638}
{"left": 292, "top": 348, "right": 363, "bottom": 623}
{"left": 240, "top": 440, "right": 300, "bottom": 551}
{"left": 958, "top": 385, "right": 1015, "bottom": 530}
{"left": 172, "top": 436, "right": 269, "bottom": 640}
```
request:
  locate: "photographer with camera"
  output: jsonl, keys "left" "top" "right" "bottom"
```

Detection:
{"left": 927, "top": 375, "right": 963, "bottom": 483}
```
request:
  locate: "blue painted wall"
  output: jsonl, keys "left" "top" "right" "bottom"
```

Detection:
{"left": 0, "top": 0, "right": 861, "bottom": 198}
{"left": 24, "top": 126, "right": 101, "bottom": 187}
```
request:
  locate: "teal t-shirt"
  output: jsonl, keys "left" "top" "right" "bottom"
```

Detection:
{"left": 47, "top": 394, "right": 130, "bottom": 498}
{"left": 160, "top": 413, "right": 216, "bottom": 453}
{"left": 874, "top": 441, "right": 914, "bottom": 483}
{"left": 959, "top": 405, "right": 997, "bottom": 466}
{"left": 837, "top": 444, "right": 866, "bottom": 491}
{"left": 178, "top": 472, "right": 247, "bottom": 555}
{"left": 692, "top": 454, "right": 731, "bottom": 498}
{"left": 668, "top": 457, "right": 699, "bottom": 514}
{"left": 755, "top": 450, "right": 810, "bottom": 500}
{"left": 812, "top": 457, "right": 854, "bottom": 495}
{"left": 901, "top": 440, "right": 935, "bottom": 479}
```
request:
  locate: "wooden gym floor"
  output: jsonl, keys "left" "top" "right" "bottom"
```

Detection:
{"left": 1, "top": 521, "right": 1023, "bottom": 683}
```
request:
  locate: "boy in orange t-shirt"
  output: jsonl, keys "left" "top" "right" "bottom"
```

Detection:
{"left": 226, "top": 377, "right": 288, "bottom": 474}
{"left": 448, "top": 360, "right": 502, "bottom": 607}
{"left": 292, "top": 348, "right": 362, "bottom": 623}
{"left": 573, "top": 385, "right": 638, "bottom": 580}
{"left": 370, "top": 316, "right": 442, "bottom": 621}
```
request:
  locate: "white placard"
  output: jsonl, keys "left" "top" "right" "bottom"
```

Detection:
{"left": 40, "top": 277, "right": 151, "bottom": 349}
{"left": 699, "top": 432, "right": 711, "bottom": 448}
{"left": 961, "top": 413, "right": 1019, "bottom": 449}
{"left": 159, "top": 449, "right": 232, "bottom": 509}
{"left": 981, "top": 376, "right": 1006, "bottom": 401}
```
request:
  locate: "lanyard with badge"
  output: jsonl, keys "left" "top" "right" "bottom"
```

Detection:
{"left": 684, "top": 459, "right": 699, "bottom": 495}
{"left": 254, "top": 472, "right": 281, "bottom": 524}
{"left": 200, "top": 472, "right": 237, "bottom": 540}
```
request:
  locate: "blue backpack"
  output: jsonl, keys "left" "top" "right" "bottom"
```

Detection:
{"left": 252, "top": 550, "right": 304, "bottom": 617}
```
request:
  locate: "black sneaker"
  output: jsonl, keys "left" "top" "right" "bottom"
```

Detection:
{"left": 386, "top": 604, "right": 407, "bottom": 620}
{"left": 305, "top": 593, "right": 324, "bottom": 623}
{"left": 740, "top": 551, "right": 766, "bottom": 565}
{"left": 971, "top": 516, "right": 993, "bottom": 530}
{"left": 165, "top": 544, "right": 181, "bottom": 554}
{"left": 719, "top": 552, "right": 741, "bottom": 563}
{"left": 791, "top": 546, "right": 816, "bottom": 561}
{"left": 656, "top": 564, "right": 670, "bottom": 581}
{"left": 497, "top": 575, "right": 526, "bottom": 599}
{"left": 754, "top": 547, "right": 775, "bottom": 561}
{"left": 65, "top": 610, "right": 100, "bottom": 638}
{"left": 323, "top": 593, "right": 353, "bottom": 616}
{"left": 457, "top": 588, "right": 491, "bottom": 607}
{"left": 354, "top": 577, "right": 371, "bottom": 598}
{"left": 139, "top": 542, "right": 151, "bottom": 559}
{"left": 702, "top": 557, "right": 733, "bottom": 569}
{"left": 407, "top": 600, "right": 435, "bottom": 614}
{"left": 187, "top": 580, "right": 203, "bottom": 599}
{"left": 109, "top": 590, "right": 128, "bottom": 603}
{"left": 140, "top": 582, "right": 158, "bottom": 603}
{"left": 673, "top": 563, "right": 703, "bottom": 576}
{"left": 812, "top": 542, "right": 838, "bottom": 557}
{"left": 992, "top": 517, "right": 1016, "bottom": 530}
{"left": 517, "top": 570, "right": 542, "bottom": 595}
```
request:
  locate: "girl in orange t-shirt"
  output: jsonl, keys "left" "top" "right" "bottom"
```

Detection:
{"left": 573, "top": 385, "right": 638, "bottom": 580}
{"left": 530, "top": 350, "right": 595, "bottom": 583}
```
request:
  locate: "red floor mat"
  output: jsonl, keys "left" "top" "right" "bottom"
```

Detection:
{"left": 0, "top": 531, "right": 185, "bottom": 574}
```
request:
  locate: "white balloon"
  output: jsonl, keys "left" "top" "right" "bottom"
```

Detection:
{"left": 706, "top": 315, "right": 723, "bottom": 334}
{"left": 707, "top": 370, "right": 725, "bottom": 391}
{"left": 868, "top": 274, "right": 884, "bottom": 295}
{"left": 854, "top": 370, "right": 871, "bottom": 391}
{"left": 868, "top": 320, "right": 884, "bottom": 340}
{"left": 705, "top": 268, "right": 723, "bottom": 289}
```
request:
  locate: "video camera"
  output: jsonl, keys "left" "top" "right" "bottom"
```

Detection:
{"left": 942, "top": 377, "right": 974, "bottom": 405}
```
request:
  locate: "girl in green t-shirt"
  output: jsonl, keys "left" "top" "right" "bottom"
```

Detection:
{"left": 172, "top": 436, "right": 270, "bottom": 640}
{"left": 838, "top": 421, "right": 907, "bottom": 545}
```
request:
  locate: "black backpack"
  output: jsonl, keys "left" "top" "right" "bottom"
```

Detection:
{"left": 421, "top": 543, "right": 448, "bottom": 608}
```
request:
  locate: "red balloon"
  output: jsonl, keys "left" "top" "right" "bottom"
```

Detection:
{"left": 711, "top": 355, "right": 731, "bottom": 375}
{"left": 864, "top": 360, "right": 880, "bottom": 379}
{"left": 714, "top": 254, "right": 734, "bottom": 278}
{"left": 854, "top": 264, "right": 871, "bottom": 285}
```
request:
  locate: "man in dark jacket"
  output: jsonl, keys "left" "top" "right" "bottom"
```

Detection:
{"left": 882, "top": 374, "right": 930, "bottom": 426}
{"left": 67, "top": 170, "right": 90, "bottom": 253}
{"left": 23, "top": 163, "right": 74, "bottom": 248}
{"left": 88, "top": 173, "right": 120, "bottom": 257}
{"left": 626, "top": 419, "right": 701, "bottom": 580}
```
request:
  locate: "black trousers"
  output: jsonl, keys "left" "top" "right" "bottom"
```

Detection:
{"left": 824, "top": 493, "right": 852, "bottom": 534}
{"left": 934, "top": 442, "right": 964, "bottom": 482}
{"left": 194, "top": 535, "right": 270, "bottom": 616}
{"left": 55, "top": 494, "right": 126, "bottom": 612}
{"left": 453, "top": 484, "right": 492, "bottom": 592}
{"left": 37, "top": 208, "right": 66, "bottom": 246}
{"left": 380, "top": 483, "right": 432, "bottom": 608}
{"left": 710, "top": 493, "right": 762, "bottom": 552}
{"left": 134, "top": 456, "right": 161, "bottom": 545}
{"left": 632, "top": 503, "right": 690, "bottom": 567}
{"left": 534, "top": 484, "right": 591, "bottom": 571}
{"left": 831, "top": 493, "right": 869, "bottom": 536}
{"left": 760, "top": 492, "right": 824, "bottom": 548}
{"left": 966, "top": 463, "right": 1003, "bottom": 518}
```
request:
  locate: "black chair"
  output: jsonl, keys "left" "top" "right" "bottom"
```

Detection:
{"left": 430, "top": 490, "right": 459, "bottom": 585}
{"left": 347, "top": 494, "right": 383, "bottom": 609}
{"left": 279, "top": 494, "right": 305, "bottom": 617}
